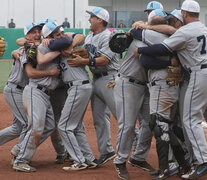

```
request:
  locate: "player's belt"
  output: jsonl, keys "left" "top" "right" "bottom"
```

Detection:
{"left": 67, "top": 80, "right": 90, "bottom": 89}
{"left": 93, "top": 72, "right": 108, "bottom": 79}
{"left": 37, "top": 85, "right": 52, "bottom": 96}
{"left": 118, "top": 74, "right": 146, "bottom": 86}
{"left": 188, "top": 64, "right": 207, "bottom": 73}
{"left": 7, "top": 82, "right": 24, "bottom": 90}
{"left": 150, "top": 80, "right": 170, "bottom": 86}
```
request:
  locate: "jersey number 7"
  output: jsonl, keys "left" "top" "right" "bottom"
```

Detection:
{"left": 197, "top": 35, "right": 206, "bottom": 55}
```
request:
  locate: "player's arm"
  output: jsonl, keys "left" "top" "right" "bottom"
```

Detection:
{"left": 16, "top": 37, "right": 27, "bottom": 46}
{"left": 37, "top": 37, "right": 72, "bottom": 65}
{"left": 146, "top": 24, "right": 176, "bottom": 36}
{"left": 67, "top": 54, "right": 109, "bottom": 67}
{"left": 11, "top": 48, "right": 23, "bottom": 60}
{"left": 24, "top": 63, "right": 60, "bottom": 78}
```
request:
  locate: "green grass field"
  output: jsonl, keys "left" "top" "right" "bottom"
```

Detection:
{"left": 0, "top": 60, "right": 13, "bottom": 92}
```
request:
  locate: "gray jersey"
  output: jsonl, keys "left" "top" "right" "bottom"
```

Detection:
{"left": 163, "top": 21, "right": 207, "bottom": 69}
{"left": 119, "top": 39, "right": 148, "bottom": 82}
{"left": 142, "top": 30, "right": 170, "bottom": 82}
{"left": 60, "top": 57, "right": 89, "bottom": 83}
{"left": 24, "top": 44, "right": 60, "bottom": 90}
{"left": 8, "top": 49, "right": 28, "bottom": 87}
{"left": 84, "top": 29, "right": 119, "bottom": 74}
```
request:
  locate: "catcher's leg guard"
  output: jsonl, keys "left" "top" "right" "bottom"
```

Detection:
{"left": 150, "top": 114, "right": 170, "bottom": 171}
{"left": 169, "top": 130, "right": 190, "bottom": 171}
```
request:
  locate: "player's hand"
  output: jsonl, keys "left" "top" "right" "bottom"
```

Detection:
{"left": 134, "top": 48, "right": 139, "bottom": 58}
{"left": 50, "top": 66, "right": 60, "bottom": 76}
{"left": 67, "top": 54, "right": 83, "bottom": 67}
{"left": 42, "top": 39, "right": 50, "bottom": 46}
{"left": 171, "top": 57, "right": 179, "bottom": 66}
{"left": 12, "top": 48, "right": 23, "bottom": 61}
{"left": 131, "top": 21, "right": 145, "bottom": 29}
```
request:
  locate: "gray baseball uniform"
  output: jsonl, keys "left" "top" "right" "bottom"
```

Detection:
{"left": 143, "top": 29, "right": 179, "bottom": 171}
{"left": 14, "top": 44, "right": 59, "bottom": 164}
{"left": 58, "top": 57, "right": 96, "bottom": 164}
{"left": 113, "top": 39, "right": 151, "bottom": 164}
{"left": 84, "top": 28, "right": 119, "bottom": 155}
{"left": 162, "top": 21, "right": 207, "bottom": 165}
{"left": 0, "top": 49, "right": 28, "bottom": 152}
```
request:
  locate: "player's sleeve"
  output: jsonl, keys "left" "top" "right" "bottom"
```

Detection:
{"left": 48, "top": 37, "right": 72, "bottom": 51}
{"left": 20, "top": 51, "right": 29, "bottom": 68}
{"left": 98, "top": 35, "right": 114, "bottom": 61}
{"left": 138, "top": 43, "right": 173, "bottom": 56}
{"left": 140, "top": 54, "right": 171, "bottom": 69}
{"left": 38, "top": 44, "right": 50, "bottom": 55}
{"left": 162, "top": 29, "right": 187, "bottom": 53}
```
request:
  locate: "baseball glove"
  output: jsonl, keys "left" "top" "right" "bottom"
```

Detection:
{"left": 109, "top": 30, "right": 133, "bottom": 54}
{"left": 167, "top": 65, "right": 182, "bottom": 86}
{"left": 0, "top": 37, "right": 6, "bottom": 56}
{"left": 24, "top": 42, "right": 38, "bottom": 66}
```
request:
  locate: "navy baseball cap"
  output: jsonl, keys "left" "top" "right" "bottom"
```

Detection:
{"left": 24, "top": 22, "right": 42, "bottom": 35}
{"left": 144, "top": 1, "right": 164, "bottom": 12}
{"left": 42, "top": 22, "right": 62, "bottom": 38}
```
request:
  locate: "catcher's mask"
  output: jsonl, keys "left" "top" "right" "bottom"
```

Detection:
{"left": 109, "top": 30, "right": 132, "bottom": 54}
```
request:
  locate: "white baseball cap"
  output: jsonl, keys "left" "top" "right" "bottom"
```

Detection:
{"left": 148, "top": 9, "right": 167, "bottom": 21}
{"left": 168, "top": 9, "right": 184, "bottom": 23}
{"left": 86, "top": 7, "right": 109, "bottom": 23}
{"left": 181, "top": 0, "right": 200, "bottom": 13}
{"left": 42, "top": 22, "right": 62, "bottom": 38}
{"left": 144, "top": 1, "right": 164, "bottom": 12}
{"left": 24, "top": 22, "right": 41, "bottom": 35}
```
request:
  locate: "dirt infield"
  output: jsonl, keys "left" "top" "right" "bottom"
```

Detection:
{"left": 0, "top": 93, "right": 198, "bottom": 180}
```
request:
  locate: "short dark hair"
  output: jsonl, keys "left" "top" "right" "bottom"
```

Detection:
{"left": 103, "top": 20, "right": 108, "bottom": 27}
{"left": 150, "top": 16, "right": 168, "bottom": 25}
{"left": 186, "top": 11, "right": 199, "bottom": 18}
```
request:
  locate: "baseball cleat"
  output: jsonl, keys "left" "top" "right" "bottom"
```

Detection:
{"left": 87, "top": 158, "right": 99, "bottom": 169}
{"left": 115, "top": 162, "right": 130, "bottom": 180}
{"left": 181, "top": 163, "right": 207, "bottom": 179}
{"left": 98, "top": 151, "right": 116, "bottom": 165}
{"left": 13, "top": 163, "right": 36, "bottom": 172}
{"left": 63, "top": 161, "right": 88, "bottom": 171}
{"left": 128, "top": 158, "right": 155, "bottom": 171}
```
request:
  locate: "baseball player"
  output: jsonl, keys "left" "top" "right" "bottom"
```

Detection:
{"left": 37, "top": 22, "right": 98, "bottom": 170}
{"left": 135, "top": 1, "right": 207, "bottom": 179}
{"left": 14, "top": 19, "right": 68, "bottom": 164}
{"left": 111, "top": 29, "right": 150, "bottom": 179}
{"left": 127, "top": 1, "right": 165, "bottom": 173}
{"left": 68, "top": 7, "right": 119, "bottom": 165}
{"left": 0, "top": 23, "right": 54, "bottom": 159}
{"left": 12, "top": 22, "right": 64, "bottom": 172}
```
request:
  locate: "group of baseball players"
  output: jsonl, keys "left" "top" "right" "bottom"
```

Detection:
{"left": 0, "top": 0, "right": 207, "bottom": 180}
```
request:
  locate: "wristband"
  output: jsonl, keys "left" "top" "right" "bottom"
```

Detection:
{"left": 89, "top": 57, "right": 96, "bottom": 67}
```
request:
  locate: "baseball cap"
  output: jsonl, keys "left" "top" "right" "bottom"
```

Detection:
{"left": 167, "top": 9, "right": 184, "bottom": 23}
{"left": 148, "top": 9, "right": 167, "bottom": 21}
{"left": 42, "top": 22, "right": 62, "bottom": 38}
{"left": 144, "top": 1, "right": 164, "bottom": 12}
{"left": 181, "top": 0, "right": 200, "bottom": 13}
{"left": 86, "top": 7, "right": 109, "bottom": 23}
{"left": 24, "top": 22, "right": 42, "bottom": 35}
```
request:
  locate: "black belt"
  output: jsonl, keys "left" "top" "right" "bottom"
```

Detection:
{"left": 118, "top": 74, "right": 146, "bottom": 86}
{"left": 16, "top": 85, "right": 23, "bottom": 90}
{"left": 94, "top": 72, "right": 108, "bottom": 79}
{"left": 67, "top": 80, "right": 90, "bottom": 89}
{"left": 188, "top": 64, "right": 207, "bottom": 73}
{"left": 37, "top": 85, "right": 51, "bottom": 95}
